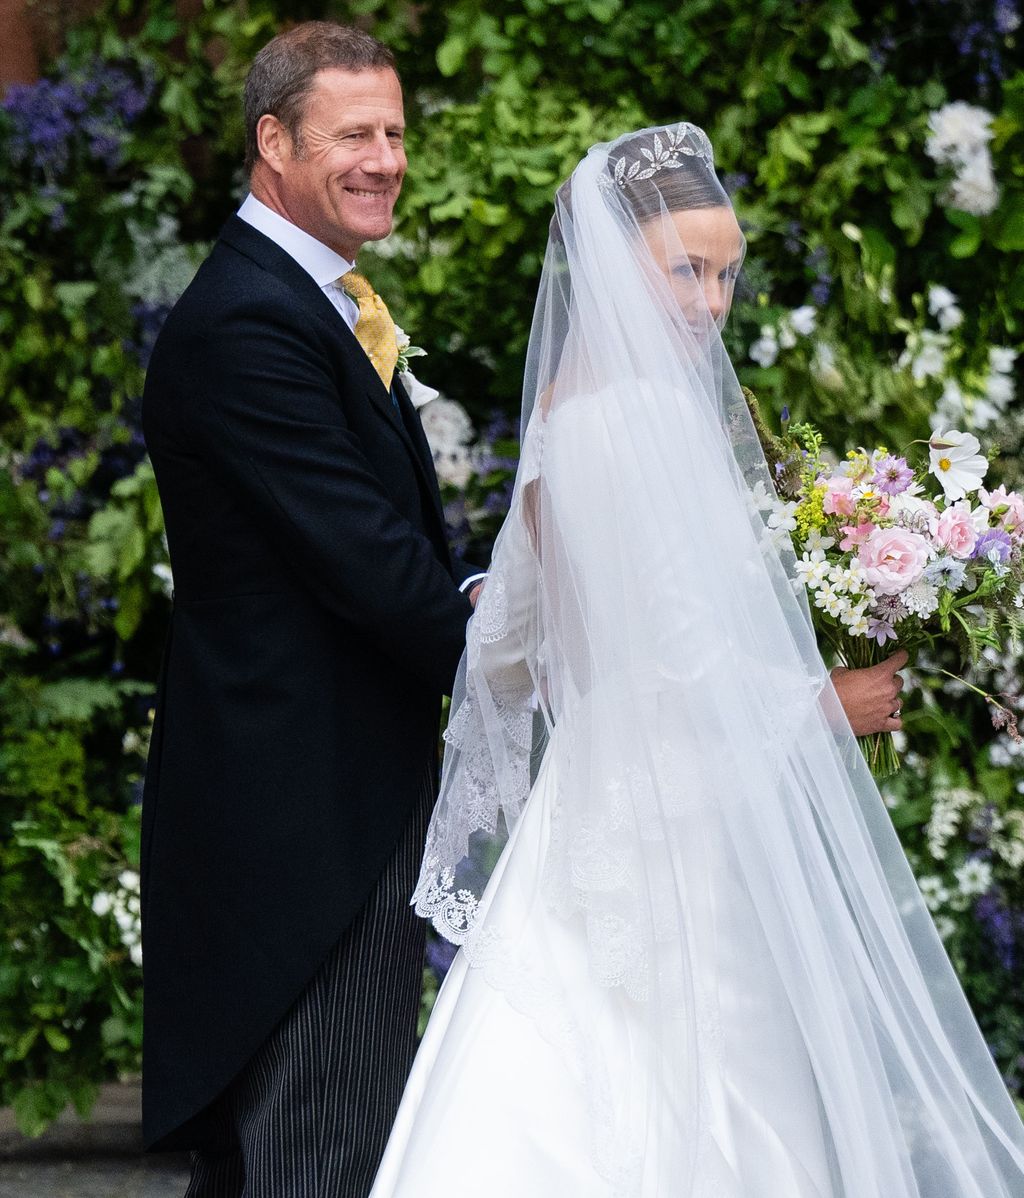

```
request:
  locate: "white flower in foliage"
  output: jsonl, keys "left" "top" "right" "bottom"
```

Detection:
{"left": 900, "top": 329, "right": 949, "bottom": 382}
{"left": 927, "top": 285, "right": 958, "bottom": 315}
{"left": 749, "top": 327, "right": 779, "bottom": 368}
{"left": 789, "top": 305, "right": 818, "bottom": 336}
{"left": 954, "top": 858, "right": 993, "bottom": 898}
{"left": 925, "top": 103, "right": 1001, "bottom": 218}
{"left": 419, "top": 397, "right": 476, "bottom": 488}
{"left": 947, "top": 152, "right": 1000, "bottom": 216}
{"left": 925, "top": 102, "right": 995, "bottom": 166}
{"left": 927, "top": 287, "right": 964, "bottom": 332}
{"left": 989, "top": 346, "right": 1017, "bottom": 375}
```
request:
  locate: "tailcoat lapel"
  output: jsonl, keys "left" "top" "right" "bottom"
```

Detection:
{"left": 217, "top": 216, "right": 449, "bottom": 553}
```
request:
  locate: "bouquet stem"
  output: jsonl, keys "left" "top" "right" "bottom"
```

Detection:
{"left": 858, "top": 730, "right": 901, "bottom": 779}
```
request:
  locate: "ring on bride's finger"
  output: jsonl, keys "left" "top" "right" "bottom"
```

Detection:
{"left": 892, "top": 706, "right": 902, "bottom": 718}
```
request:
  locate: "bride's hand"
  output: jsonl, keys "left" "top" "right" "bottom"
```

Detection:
{"left": 831, "top": 650, "right": 908, "bottom": 736}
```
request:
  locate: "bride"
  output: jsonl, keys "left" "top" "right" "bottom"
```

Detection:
{"left": 370, "top": 123, "right": 1024, "bottom": 1197}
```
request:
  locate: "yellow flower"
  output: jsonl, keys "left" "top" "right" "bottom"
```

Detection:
{"left": 844, "top": 450, "right": 873, "bottom": 484}
{"left": 797, "top": 485, "right": 827, "bottom": 537}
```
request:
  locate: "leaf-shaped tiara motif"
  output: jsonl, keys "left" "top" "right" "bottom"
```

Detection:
{"left": 606, "top": 123, "right": 715, "bottom": 189}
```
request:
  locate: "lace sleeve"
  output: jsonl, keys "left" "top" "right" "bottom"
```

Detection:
{"left": 411, "top": 421, "right": 545, "bottom": 942}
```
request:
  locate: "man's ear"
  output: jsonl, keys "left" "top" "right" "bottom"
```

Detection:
{"left": 256, "top": 114, "right": 291, "bottom": 176}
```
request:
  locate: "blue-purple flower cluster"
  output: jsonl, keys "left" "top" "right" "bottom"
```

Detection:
{"left": 444, "top": 411, "right": 520, "bottom": 565}
{"left": 974, "top": 889, "right": 1020, "bottom": 972}
{"left": 2, "top": 56, "right": 154, "bottom": 181}
{"left": 897, "top": 0, "right": 1021, "bottom": 91}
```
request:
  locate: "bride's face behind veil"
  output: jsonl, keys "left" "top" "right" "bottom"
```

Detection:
{"left": 640, "top": 206, "right": 744, "bottom": 330}
{"left": 609, "top": 127, "right": 745, "bottom": 337}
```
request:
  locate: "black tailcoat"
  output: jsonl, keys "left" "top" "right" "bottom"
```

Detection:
{"left": 140, "top": 216, "right": 473, "bottom": 1150}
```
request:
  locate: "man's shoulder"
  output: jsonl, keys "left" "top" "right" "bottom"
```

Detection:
{"left": 159, "top": 232, "right": 317, "bottom": 348}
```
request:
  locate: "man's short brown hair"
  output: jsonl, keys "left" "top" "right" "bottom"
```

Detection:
{"left": 243, "top": 22, "right": 398, "bottom": 174}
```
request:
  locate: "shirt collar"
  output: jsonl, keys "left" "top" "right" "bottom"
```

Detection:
{"left": 236, "top": 193, "right": 354, "bottom": 287}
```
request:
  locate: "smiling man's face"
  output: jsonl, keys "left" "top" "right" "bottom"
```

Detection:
{"left": 261, "top": 66, "right": 406, "bottom": 259}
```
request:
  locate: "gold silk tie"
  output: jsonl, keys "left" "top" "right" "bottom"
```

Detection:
{"left": 339, "top": 270, "right": 399, "bottom": 391}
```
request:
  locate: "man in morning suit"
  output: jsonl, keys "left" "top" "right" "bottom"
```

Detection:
{"left": 141, "top": 22, "right": 481, "bottom": 1196}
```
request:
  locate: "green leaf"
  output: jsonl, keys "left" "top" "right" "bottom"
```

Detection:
{"left": 159, "top": 76, "right": 203, "bottom": 133}
{"left": 23, "top": 276, "right": 46, "bottom": 311}
{"left": 12, "top": 1082, "right": 68, "bottom": 1139}
{"left": 890, "top": 183, "right": 931, "bottom": 238}
{"left": 993, "top": 207, "right": 1024, "bottom": 252}
{"left": 101, "top": 1015, "right": 129, "bottom": 1048}
{"left": 10, "top": 1026, "right": 40, "bottom": 1062}
{"left": 114, "top": 581, "right": 146, "bottom": 640}
{"left": 43, "top": 1026, "right": 71, "bottom": 1053}
{"left": 437, "top": 34, "right": 468, "bottom": 77}
{"left": 889, "top": 797, "right": 932, "bottom": 830}
{"left": 37, "top": 678, "right": 124, "bottom": 723}
{"left": 53, "top": 282, "right": 98, "bottom": 315}
{"left": 948, "top": 211, "right": 983, "bottom": 258}
{"left": 419, "top": 258, "right": 447, "bottom": 295}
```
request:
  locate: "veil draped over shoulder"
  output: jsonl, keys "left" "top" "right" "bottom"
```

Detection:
{"left": 412, "top": 124, "right": 1024, "bottom": 1196}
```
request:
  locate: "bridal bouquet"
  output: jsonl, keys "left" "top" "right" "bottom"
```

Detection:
{"left": 747, "top": 395, "right": 1024, "bottom": 776}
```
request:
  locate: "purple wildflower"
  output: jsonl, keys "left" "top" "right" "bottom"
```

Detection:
{"left": 872, "top": 593, "right": 910, "bottom": 623}
{"left": 973, "top": 528, "right": 1012, "bottom": 564}
{"left": 873, "top": 454, "right": 914, "bottom": 495}
{"left": 867, "top": 617, "right": 897, "bottom": 646}
{"left": 995, "top": 0, "right": 1020, "bottom": 35}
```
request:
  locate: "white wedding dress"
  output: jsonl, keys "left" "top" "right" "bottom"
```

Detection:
{"left": 372, "top": 720, "right": 838, "bottom": 1198}
{"left": 372, "top": 125, "right": 1024, "bottom": 1197}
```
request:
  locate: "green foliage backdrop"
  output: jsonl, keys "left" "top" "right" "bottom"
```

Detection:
{"left": 1, "top": 0, "right": 1022, "bottom": 1132}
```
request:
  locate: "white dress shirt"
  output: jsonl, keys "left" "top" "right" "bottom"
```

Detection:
{"left": 237, "top": 193, "right": 359, "bottom": 331}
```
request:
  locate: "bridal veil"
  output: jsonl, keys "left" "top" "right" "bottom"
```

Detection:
{"left": 412, "top": 123, "right": 1024, "bottom": 1196}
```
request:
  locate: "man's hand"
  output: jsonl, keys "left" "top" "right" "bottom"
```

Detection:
{"left": 831, "top": 650, "right": 908, "bottom": 736}
{"left": 468, "top": 582, "right": 484, "bottom": 608}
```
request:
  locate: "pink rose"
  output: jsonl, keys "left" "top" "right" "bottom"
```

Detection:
{"left": 823, "top": 475, "right": 856, "bottom": 517}
{"left": 839, "top": 521, "right": 875, "bottom": 551}
{"left": 856, "top": 527, "right": 931, "bottom": 595}
{"left": 980, "top": 485, "right": 1024, "bottom": 537}
{"left": 931, "top": 501, "right": 978, "bottom": 559}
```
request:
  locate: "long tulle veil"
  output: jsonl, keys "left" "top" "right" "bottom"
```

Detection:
{"left": 412, "top": 123, "right": 1024, "bottom": 1196}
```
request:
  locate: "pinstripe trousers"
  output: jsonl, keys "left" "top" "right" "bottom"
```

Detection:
{"left": 184, "top": 764, "right": 434, "bottom": 1198}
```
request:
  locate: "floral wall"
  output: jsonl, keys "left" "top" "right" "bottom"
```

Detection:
{"left": 0, "top": 0, "right": 1021, "bottom": 1134}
